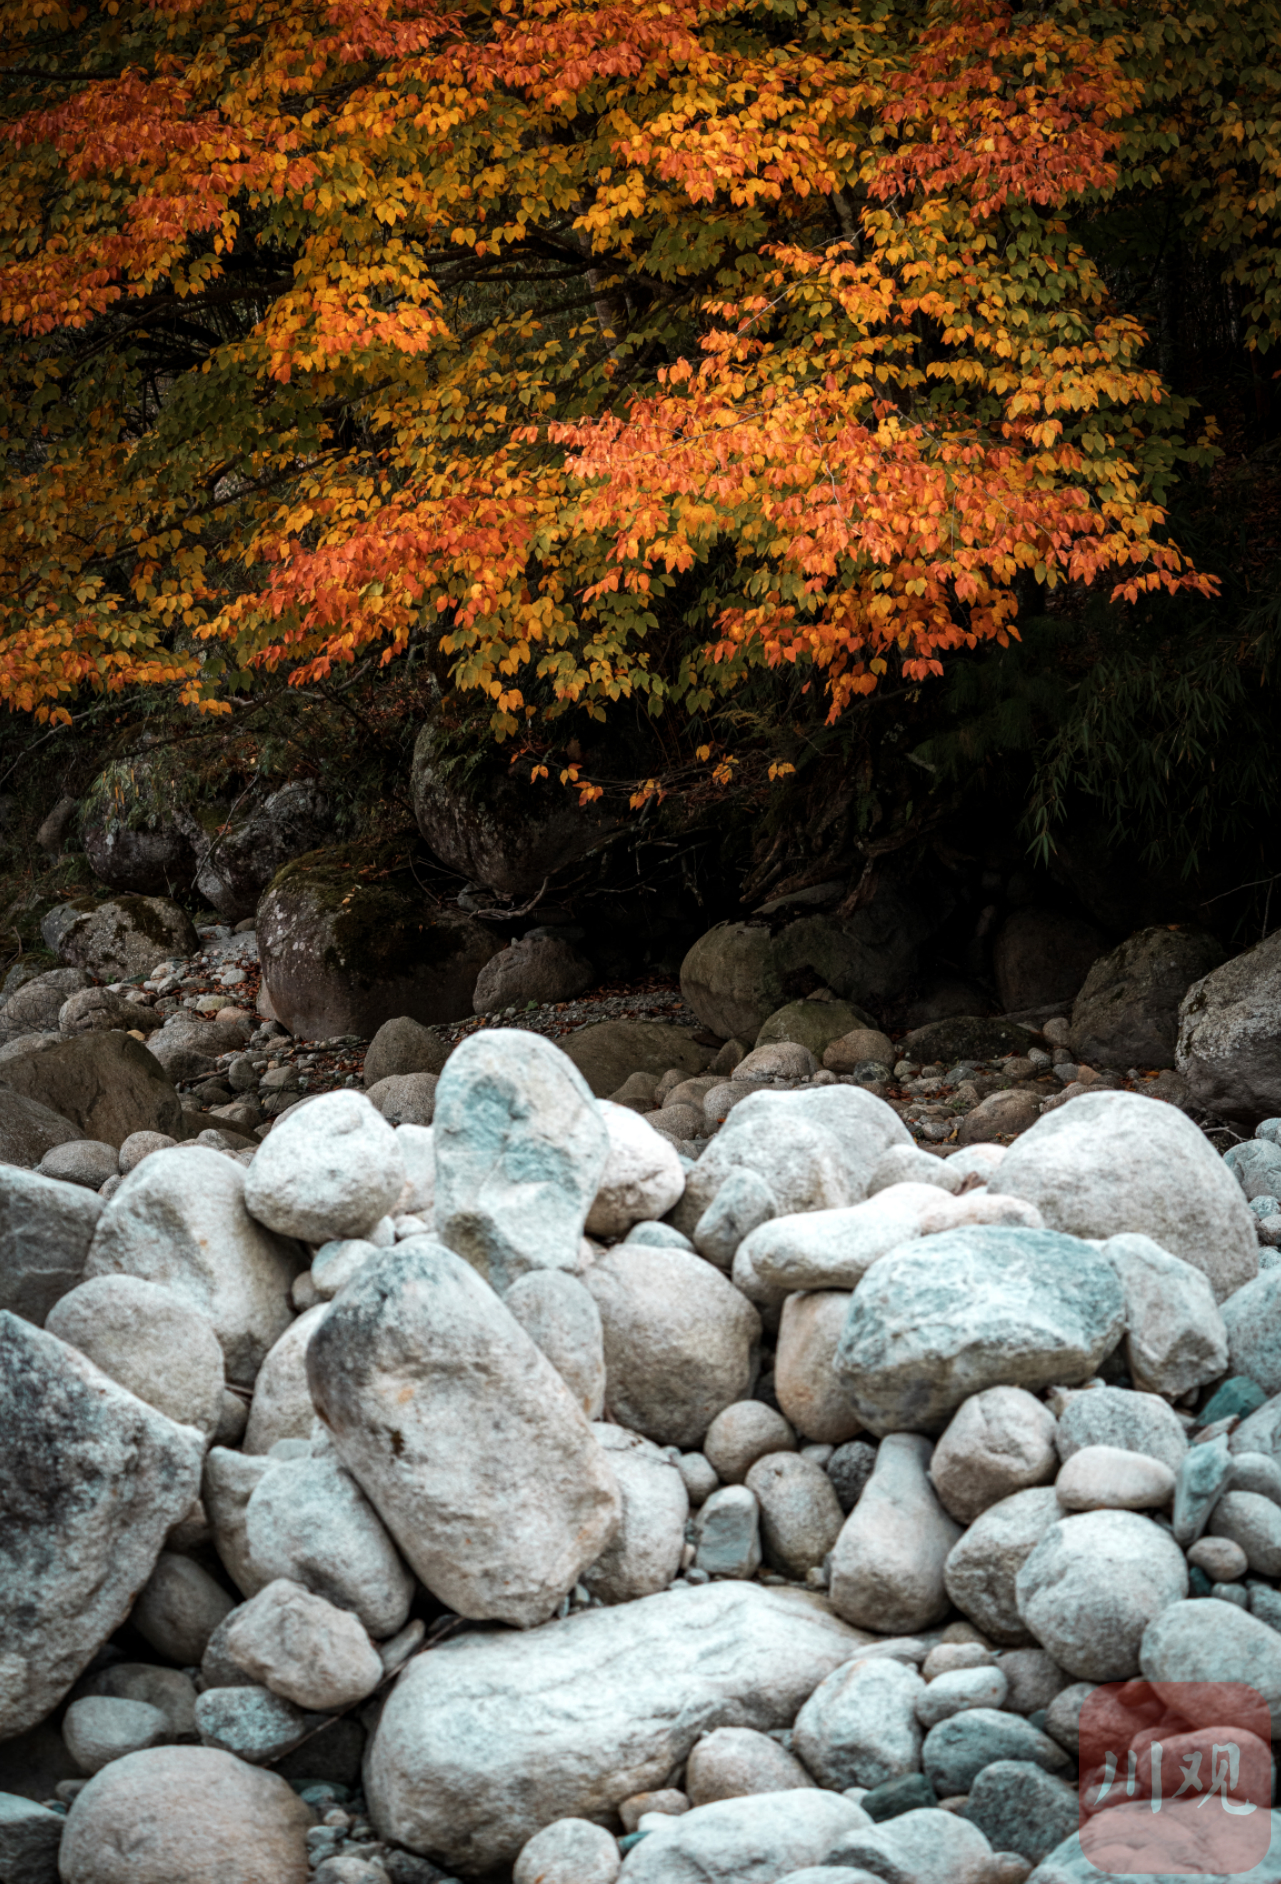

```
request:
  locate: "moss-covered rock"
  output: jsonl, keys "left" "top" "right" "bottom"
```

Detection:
{"left": 755, "top": 1000, "right": 877, "bottom": 1055}
{"left": 411, "top": 722, "right": 617, "bottom": 899}
{"left": 258, "top": 842, "right": 500, "bottom": 1040}
{"left": 49, "top": 896, "right": 199, "bottom": 981}
{"left": 901, "top": 1016, "right": 1039, "bottom": 1064}
{"left": 680, "top": 905, "right": 923, "bottom": 1042}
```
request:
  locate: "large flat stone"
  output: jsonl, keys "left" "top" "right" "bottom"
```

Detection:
{"left": 365, "top": 1583, "right": 867, "bottom": 1873}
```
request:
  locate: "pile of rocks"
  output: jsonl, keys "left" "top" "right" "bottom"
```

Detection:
{"left": 5, "top": 1009, "right": 1281, "bottom": 1884}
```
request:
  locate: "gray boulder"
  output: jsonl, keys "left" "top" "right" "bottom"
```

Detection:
{"left": 682, "top": 1087, "right": 911, "bottom": 1231}
{"left": 58, "top": 986, "right": 163, "bottom": 1037}
{"left": 0, "top": 1166, "right": 103, "bottom": 1323}
{"left": 584, "top": 1243, "right": 761, "bottom": 1449}
{"left": 0, "top": 1031, "right": 185, "bottom": 1148}
{"left": 944, "top": 1486, "right": 1064, "bottom": 1644}
{"left": 792, "top": 1653, "right": 924, "bottom": 1790}
{"left": 85, "top": 1145, "right": 303, "bottom": 1385}
{"left": 245, "top": 1447, "right": 415, "bottom": 1638}
{"left": 828, "top": 1433, "right": 962, "bottom": 1632}
{"left": 962, "top": 1761, "right": 1079, "bottom": 1864}
{"left": 365, "top": 1071, "right": 437, "bottom": 1126}
{"left": 1177, "top": 927, "right": 1281, "bottom": 1120}
{"left": 823, "top": 1809, "right": 995, "bottom": 1884}
{"left": 1069, "top": 925, "right": 1225, "bottom": 1069}
{"left": 433, "top": 1029, "right": 607, "bottom": 1293}
{"left": 834, "top": 1226, "right": 1125, "bottom": 1434}
{"left": 82, "top": 820, "right": 195, "bottom": 898}
{"left": 0, "top": 967, "right": 91, "bottom": 1041}
{"left": 184, "top": 781, "right": 334, "bottom": 921}
{"left": 561, "top": 1020, "right": 710, "bottom": 1099}
{"left": 504, "top": 1270, "right": 606, "bottom": 1419}
{"left": 474, "top": 935, "right": 594, "bottom": 1013}
{"left": 987, "top": 1089, "right": 1257, "bottom": 1301}
{"left": 45, "top": 1275, "right": 225, "bottom": 1438}
{"left": 616, "top": 1792, "right": 871, "bottom": 1883}
{"left": 1015, "top": 1510, "right": 1188, "bottom": 1680}
{"left": 582, "top": 1425, "right": 688, "bottom": 1604}
{"left": 921, "top": 1709, "right": 1071, "bottom": 1796}
{"left": 0, "top": 1089, "right": 81, "bottom": 1170}
{"left": 1140, "top": 1597, "right": 1281, "bottom": 1723}
{"left": 362, "top": 1016, "right": 448, "bottom": 1088}
{"left": 1055, "top": 1384, "right": 1188, "bottom": 1475}
{"left": 308, "top": 1238, "right": 621, "bottom": 1627}
{"left": 258, "top": 845, "right": 499, "bottom": 1038}
{"left": 0, "top": 1314, "right": 203, "bottom": 1737}
{"left": 50, "top": 895, "right": 198, "bottom": 981}
{"left": 57, "top": 1746, "right": 311, "bottom": 1884}
{"left": 992, "top": 906, "right": 1106, "bottom": 1016}
{"left": 364, "top": 1581, "right": 864, "bottom": 1873}
{"left": 37, "top": 1140, "right": 119, "bottom": 1189}
{"left": 1222, "top": 1268, "right": 1281, "bottom": 1396}
{"left": 1103, "top": 1232, "right": 1229, "bottom": 1398}
{"left": 411, "top": 720, "right": 617, "bottom": 897}
{"left": 0, "top": 1794, "right": 65, "bottom": 1882}
{"left": 245, "top": 1089, "right": 405, "bottom": 1244}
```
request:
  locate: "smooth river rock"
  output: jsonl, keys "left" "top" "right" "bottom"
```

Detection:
{"left": 307, "top": 1238, "right": 621, "bottom": 1627}
{"left": 433, "top": 1029, "right": 608, "bottom": 1292}
{"left": 84, "top": 1146, "right": 303, "bottom": 1386}
{"left": 834, "top": 1226, "right": 1125, "bottom": 1434}
{"left": 365, "top": 1582, "right": 867, "bottom": 1873}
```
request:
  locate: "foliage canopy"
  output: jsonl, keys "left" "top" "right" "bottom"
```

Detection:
{"left": 1, "top": 0, "right": 1278, "bottom": 760}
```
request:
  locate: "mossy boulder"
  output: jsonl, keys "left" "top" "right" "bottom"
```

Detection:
{"left": 1070, "top": 925, "right": 1226, "bottom": 1070}
{"left": 411, "top": 722, "right": 617, "bottom": 899}
{"left": 82, "top": 824, "right": 196, "bottom": 899}
{"left": 755, "top": 999, "right": 877, "bottom": 1056}
{"left": 681, "top": 904, "right": 925, "bottom": 1042}
{"left": 47, "top": 896, "right": 199, "bottom": 982}
{"left": 258, "top": 843, "right": 500, "bottom": 1040}
{"left": 901, "top": 1016, "right": 1039, "bottom": 1064}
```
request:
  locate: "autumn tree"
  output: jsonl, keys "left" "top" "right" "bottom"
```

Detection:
{"left": 0, "top": 0, "right": 1277, "bottom": 774}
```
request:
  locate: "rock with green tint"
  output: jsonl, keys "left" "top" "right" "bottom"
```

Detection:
{"left": 755, "top": 1000, "right": 877, "bottom": 1056}
{"left": 860, "top": 1773, "right": 937, "bottom": 1823}
{"left": 1196, "top": 1376, "right": 1267, "bottom": 1428}
{"left": 258, "top": 842, "right": 499, "bottom": 1038}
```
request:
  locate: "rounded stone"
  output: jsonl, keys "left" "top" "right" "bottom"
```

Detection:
{"left": 775, "top": 1292, "right": 863, "bottom": 1445}
{"left": 745, "top": 1452, "right": 845, "bottom": 1577}
{"left": 118, "top": 1132, "right": 179, "bottom": 1175}
{"left": 58, "top": 1745, "right": 312, "bottom": 1884}
{"left": 244, "top": 1090, "right": 406, "bottom": 1244}
{"left": 1054, "top": 1443, "right": 1176, "bottom": 1512}
{"left": 677, "top": 1452, "right": 719, "bottom": 1507}
{"left": 62, "top": 1696, "right": 169, "bottom": 1775}
{"left": 45, "top": 1274, "right": 225, "bottom": 1438}
{"left": 684, "top": 1725, "right": 816, "bottom": 1805}
{"left": 703, "top": 1403, "right": 796, "bottom": 1485}
{"left": 512, "top": 1817, "right": 621, "bottom": 1884}
{"left": 928, "top": 1387, "right": 1058, "bottom": 1525}
{"left": 37, "top": 1140, "right": 119, "bottom": 1189}
{"left": 1014, "top": 1510, "right": 1188, "bottom": 1680}
{"left": 1187, "top": 1534, "right": 1248, "bottom": 1581}
{"left": 504, "top": 1270, "right": 607, "bottom": 1420}
{"left": 131, "top": 1552, "right": 237, "bottom": 1665}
